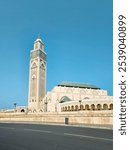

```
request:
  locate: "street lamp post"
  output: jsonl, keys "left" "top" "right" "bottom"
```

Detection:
{"left": 13, "top": 103, "right": 17, "bottom": 112}
{"left": 79, "top": 100, "right": 82, "bottom": 111}
{"left": 44, "top": 97, "right": 48, "bottom": 112}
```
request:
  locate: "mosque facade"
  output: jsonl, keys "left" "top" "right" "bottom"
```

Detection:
{"left": 16, "top": 37, "right": 113, "bottom": 113}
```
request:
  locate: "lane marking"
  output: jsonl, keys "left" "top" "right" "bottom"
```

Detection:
{"left": 24, "top": 128, "right": 52, "bottom": 133}
{"left": 64, "top": 133, "right": 113, "bottom": 142}
{"left": 0, "top": 126, "right": 112, "bottom": 142}
{"left": 0, "top": 126, "right": 15, "bottom": 130}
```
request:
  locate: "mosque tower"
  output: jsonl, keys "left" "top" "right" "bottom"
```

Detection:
{"left": 28, "top": 36, "right": 47, "bottom": 111}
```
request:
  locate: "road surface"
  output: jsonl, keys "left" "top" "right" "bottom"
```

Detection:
{"left": 0, "top": 123, "right": 113, "bottom": 150}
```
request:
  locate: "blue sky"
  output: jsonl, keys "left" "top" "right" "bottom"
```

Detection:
{"left": 0, "top": 0, "right": 112, "bottom": 109}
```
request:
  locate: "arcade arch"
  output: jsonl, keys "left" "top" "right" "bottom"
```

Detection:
{"left": 61, "top": 103, "right": 113, "bottom": 112}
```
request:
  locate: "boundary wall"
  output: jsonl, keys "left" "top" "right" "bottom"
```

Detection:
{"left": 0, "top": 111, "right": 113, "bottom": 128}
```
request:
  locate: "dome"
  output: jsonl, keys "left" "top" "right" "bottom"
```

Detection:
{"left": 59, "top": 96, "right": 72, "bottom": 103}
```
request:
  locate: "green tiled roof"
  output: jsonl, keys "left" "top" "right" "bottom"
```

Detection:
{"left": 58, "top": 82, "right": 100, "bottom": 89}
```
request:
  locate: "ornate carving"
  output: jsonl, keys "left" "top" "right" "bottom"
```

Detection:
{"left": 30, "top": 50, "right": 46, "bottom": 61}
{"left": 31, "top": 62, "right": 37, "bottom": 69}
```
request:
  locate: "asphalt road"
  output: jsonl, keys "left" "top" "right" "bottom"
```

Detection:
{"left": 0, "top": 123, "right": 113, "bottom": 150}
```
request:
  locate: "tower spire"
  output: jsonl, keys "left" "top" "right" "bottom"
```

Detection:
{"left": 38, "top": 34, "right": 40, "bottom": 39}
{"left": 34, "top": 35, "right": 44, "bottom": 51}
{"left": 28, "top": 37, "right": 47, "bottom": 111}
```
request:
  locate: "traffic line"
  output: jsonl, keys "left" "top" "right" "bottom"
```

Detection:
{"left": 0, "top": 126, "right": 112, "bottom": 142}
{"left": 0, "top": 126, "right": 15, "bottom": 130}
{"left": 24, "top": 128, "right": 52, "bottom": 133}
{"left": 64, "top": 133, "right": 113, "bottom": 142}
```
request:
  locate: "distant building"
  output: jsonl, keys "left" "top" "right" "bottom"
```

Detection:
{"left": 26, "top": 37, "right": 113, "bottom": 113}
{"left": 28, "top": 36, "right": 47, "bottom": 111}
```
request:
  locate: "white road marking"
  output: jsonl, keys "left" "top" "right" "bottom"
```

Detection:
{"left": 0, "top": 126, "right": 112, "bottom": 142}
{"left": 24, "top": 128, "right": 52, "bottom": 133}
{"left": 64, "top": 133, "right": 113, "bottom": 142}
{"left": 0, "top": 126, "right": 15, "bottom": 130}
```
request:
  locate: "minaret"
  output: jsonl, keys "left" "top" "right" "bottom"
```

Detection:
{"left": 28, "top": 36, "right": 47, "bottom": 111}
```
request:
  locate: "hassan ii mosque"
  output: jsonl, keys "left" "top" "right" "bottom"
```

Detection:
{"left": 17, "top": 36, "right": 113, "bottom": 113}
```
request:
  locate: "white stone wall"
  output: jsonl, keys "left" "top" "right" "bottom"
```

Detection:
{"left": 45, "top": 86, "right": 113, "bottom": 112}
{"left": 0, "top": 111, "right": 113, "bottom": 126}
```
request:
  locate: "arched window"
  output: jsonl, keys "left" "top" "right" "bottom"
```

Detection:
{"left": 91, "top": 104, "right": 95, "bottom": 110}
{"left": 33, "top": 109, "right": 36, "bottom": 113}
{"left": 103, "top": 104, "right": 108, "bottom": 110}
{"left": 40, "top": 63, "right": 45, "bottom": 69}
{"left": 109, "top": 104, "right": 113, "bottom": 110}
{"left": 97, "top": 104, "right": 102, "bottom": 110}
{"left": 71, "top": 105, "right": 74, "bottom": 111}
{"left": 21, "top": 109, "right": 25, "bottom": 112}
{"left": 85, "top": 104, "right": 89, "bottom": 110}
{"left": 31, "top": 62, "right": 37, "bottom": 68}
{"left": 68, "top": 106, "right": 71, "bottom": 111}
{"left": 39, "top": 109, "right": 43, "bottom": 112}
{"left": 80, "top": 105, "right": 84, "bottom": 110}
{"left": 65, "top": 107, "right": 67, "bottom": 111}
{"left": 75, "top": 105, "right": 79, "bottom": 111}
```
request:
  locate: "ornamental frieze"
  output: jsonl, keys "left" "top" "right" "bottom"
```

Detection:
{"left": 30, "top": 50, "right": 46, "bottom": 61}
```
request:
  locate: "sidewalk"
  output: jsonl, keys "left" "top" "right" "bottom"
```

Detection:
{"left": 0, "top": 120, "right": 113, "bottom": 130}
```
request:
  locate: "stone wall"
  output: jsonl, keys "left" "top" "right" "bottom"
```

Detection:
{"left": 0, "top": 111, "right": 113, "bottom": 127}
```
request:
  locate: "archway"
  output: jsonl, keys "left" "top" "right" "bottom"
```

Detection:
{"left": 21, "top": 109, "right": 25, "bottom": 112}
{"left": 91, "top": 104, "right": 95, "bottom": 110}
{"left": 33, "top": 109, "right": 36, "bottom": 113}
{"left": 65, "top": 106, "right": 67, "bottom": 111}
{"left": 85, "top": 104, "right": 89, "bottom": 110}
{"left": 71, "top": 105, "right": 74, "bottom": 111}
{"left": 39, "top": 109, "right": 43, "bottom": 112}
{"left": 75, "top": 105, "right": 79, "bottom": 111}
{"left": 109, "top": 104, "right": 113, "bottom": 110}
{"left": 80, "top": 105, "right": 84, "bottom": 110}
{"left": 103, "top": 104, "right": 108, "bottom": 110}
{"left": 68, "top": 106, "right": 71, "bottom": 111}
{"left": 97, "top": 104, "right": 102, "bottom": 110}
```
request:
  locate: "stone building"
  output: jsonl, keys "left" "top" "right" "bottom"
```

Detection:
{"left": 28, "top": 36, "right": 47, "bottom": 111}
{"left": 25, "top": 36, "right": 112, "bottom": 113}
{"left": 43, "top": 82, "right": 113, "bottom": 113}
